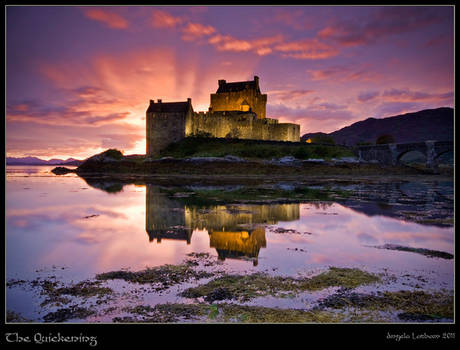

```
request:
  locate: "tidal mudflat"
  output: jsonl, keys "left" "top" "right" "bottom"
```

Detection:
{"left": 6, "top": 166, "right": 454, "bottom": 323}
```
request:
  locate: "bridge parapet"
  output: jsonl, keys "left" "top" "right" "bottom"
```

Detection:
{"left": 358, "top": 141, "right": 453, "bottom": 168}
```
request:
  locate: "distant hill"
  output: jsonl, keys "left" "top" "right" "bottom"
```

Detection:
{"left": 6, "top": 157, "right": 83, "bottom": 166}
{"left": 300, "top": 132, "right": 330, "bottom": 143}
{"left": 303, "top": 107, "right": 454, "bottom": 146}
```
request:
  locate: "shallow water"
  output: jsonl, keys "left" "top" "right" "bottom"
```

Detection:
{"left": 5, "top": 165, "right": 454, "bottom": 322}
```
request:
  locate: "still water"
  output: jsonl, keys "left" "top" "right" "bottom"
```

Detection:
{"left": 6, "top": 166, "right": 454, "bottom": 321}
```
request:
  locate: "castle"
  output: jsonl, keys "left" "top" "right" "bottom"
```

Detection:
{"left": 145, "top": 184, "right": 300, "bottom": 265}
{"left": 146, "top": 76, "right": 300, "bottom": 156}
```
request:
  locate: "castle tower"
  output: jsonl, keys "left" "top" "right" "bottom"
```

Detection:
{"left": 210, "top": 76, "right": 267, "bottom": 119}
{"left": 146, "top": 98, "right": 193, "bottom": 156}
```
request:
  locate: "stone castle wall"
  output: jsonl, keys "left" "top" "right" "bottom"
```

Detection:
{"left": 146, "top": 77, "right": 301, "bottom": 156}
{"left": 186, "top": 111, "right": 299, "bottom": 142}
{"left": 184, "top": 203, "right": 300, "bottom": 232}
{"left": 146, "top": 107, "right": 192, "bottom": 156}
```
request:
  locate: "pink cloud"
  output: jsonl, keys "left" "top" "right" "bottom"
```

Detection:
{"left": 308, "top": 65, "right": 382, "bottom": 82}
{"left": 274, "top": 38, "right": 339, "bottom": 59}
{"left": 382, "top": 89, "right": 453, "bottom": 103}
{"left": 181, "top": 22, "right": 216, "bottom": 40}
{"left": 269, "top": 89, "right": 316, "bottom": 102}
{"left": 268, "top": 103, "right": 355, "bottom": 134}
{"left": 147, "top": 9, "right": 335, "bottom": 60}
{"left": 151, "top": 9, "right": 183, "bottom": 28}
{"left": 207, "top": 33, "right": 337, "bottom": 60}
{"left": 208, "top": 34, "right": 253, "bottom": 52}
{"left": 83, "top": 8, "right": 129, "bottom": 29}
{"left": 272, "top": 8, "right": 314, "bottom": 30}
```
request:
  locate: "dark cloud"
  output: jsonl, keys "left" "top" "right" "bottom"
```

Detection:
{"left": 357, "top": 91, "right": 380, "bottom": 103}
{"left": 318, "top": 6, "right": 448, "bottom": 47}
{"left": 382, "top": 89, "right": 453, "bottom": 103}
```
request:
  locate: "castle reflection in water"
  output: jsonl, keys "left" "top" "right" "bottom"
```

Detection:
{"left": 146, "top": 185, "right": 300, "bottom": 265}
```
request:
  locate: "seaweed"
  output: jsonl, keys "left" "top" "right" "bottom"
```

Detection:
{"left": 96, "top": 264, "right": 214, "bottom": 290}
{"left": 180, "top": 267, "right": 381, "bottom": 302}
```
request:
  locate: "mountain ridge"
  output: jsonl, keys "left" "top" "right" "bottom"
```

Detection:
{"left": 302, "top": 107, "right": 453, "bottom": 146}
{"left": 6, "top": 156, "right": 83, "bottom": 165}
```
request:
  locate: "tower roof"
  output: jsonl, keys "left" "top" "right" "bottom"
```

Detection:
{"left": 216, "top": 76, "right": 261, "bottom": 94}
{"left": 147, "top": 99, "right": 192, "bottom": 113}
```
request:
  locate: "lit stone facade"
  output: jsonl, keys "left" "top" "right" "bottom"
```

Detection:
{"left": 146, "top": 76, "right": 300, "bottom": 156}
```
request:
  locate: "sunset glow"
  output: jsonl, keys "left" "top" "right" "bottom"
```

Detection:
{"left": 6, "top": 5, "right": 453, "bottom": 160}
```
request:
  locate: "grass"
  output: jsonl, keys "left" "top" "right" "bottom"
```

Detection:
{"left": 43, "top": 306, "right": 96, "bottom": 322}
{"left": 160, "top": 137, "right": 355, "bottom": 160}
{"left": 115, "top": 288, "right": 454, "bottom": 323}
{"left": 115, "top": 303, "right": 344, "bottom": 323}
{"left": 38, "top": 279, "right": 113, "bottom": 307}
{"left": 319, "top": 290, "right": 454, "bottom": 321}
{"left": 180, "top": 267, "right": 381, "bottom": 302}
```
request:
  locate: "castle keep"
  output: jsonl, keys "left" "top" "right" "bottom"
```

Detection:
{"left": 146, "top": 76, "right": 300, "bottom": 156}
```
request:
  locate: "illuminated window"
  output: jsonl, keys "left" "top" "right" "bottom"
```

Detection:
{"left": 241, "top": 100, "right": 250, "bottom": 112}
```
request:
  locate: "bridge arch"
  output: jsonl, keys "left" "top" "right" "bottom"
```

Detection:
{"left": 433, "top": 149, "right": 454, "bottom": 164}
{"left": 396, "top": 149, "right": 427, "bottom": 165}
{"left": 358, "top": 141, "right": 453, "bottom": 169}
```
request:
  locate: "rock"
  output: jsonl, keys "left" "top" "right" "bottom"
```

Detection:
{"left": 278, "top": 156, "right": 297, "bottom": 163}
{"left": 224, "top": 155, "right": 245, "bottom": 162}
{"left": 303, "top": 158, "right": 325, "bottom": 163}
{"left": 332, "top": 157, "right": 359, "bottom": 163}
{"left": 84, "top": 149, "right": 124, "bottom": 163}
{"left": 51, "top": 167, "right": 74, "bottom": 175}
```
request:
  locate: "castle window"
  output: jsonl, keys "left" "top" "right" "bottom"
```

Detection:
{"left": 241, "top": 100, "right": 250, "bottom": 112}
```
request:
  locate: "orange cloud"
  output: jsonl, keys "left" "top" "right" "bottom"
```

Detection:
{"left": 208, "top": 34, "right": 252, "bottom": 52}
{"left": 208, "top": 33, "right": 284, "bottom": 56}
{"left": 151, "top": 9, "right": 183, "bottom": 28}
{"left": 147, "top": 9, "right": 333, "bottom": 60}
{"left": 274, "top": 38, "right": 339, "bottom": 59}
{"left": 182, "top": 22, "right": 216, "bottom": 40}
{"left": 83, "top": 8, "right": 129, "bottom": 29}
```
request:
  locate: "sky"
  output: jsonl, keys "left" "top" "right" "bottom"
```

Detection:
{"left": 6, "top": 5, "right": 454, "bottom": 160}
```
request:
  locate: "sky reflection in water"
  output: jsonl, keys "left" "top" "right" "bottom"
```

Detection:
{"left": 6, "top": 168, "right": 454, "bottom": 288}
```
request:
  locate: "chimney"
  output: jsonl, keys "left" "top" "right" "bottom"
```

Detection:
{"left": 218, "top": 79, "right": 226, "bottom": 86}
{"left": 187, "top": 98, "right": 191, "bottom": 104}
{"left": 254, "top": 76, "right": 259, "bottom": 87}
{"left": 150, "top": 99, "right": 155, "bottom": 104}
{"left": 157, "top": 99, "right": 162, "bottom": 103}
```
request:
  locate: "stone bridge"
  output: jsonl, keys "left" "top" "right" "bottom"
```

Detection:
{"left": 357, "top": 141, "right": 453, "bottom": 168}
